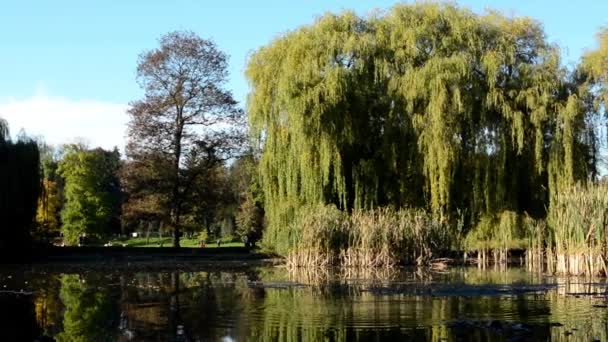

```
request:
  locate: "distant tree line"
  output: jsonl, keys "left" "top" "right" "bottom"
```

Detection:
{"left": 3, "top": 128, "right": 260, "bottom": 250}
{"left": 0, "top": 32, "right": 260, "bottom": 251}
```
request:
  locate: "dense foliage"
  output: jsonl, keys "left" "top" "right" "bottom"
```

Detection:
{"left": 58, "top": 146, "right": 122, "bottom": 245}
{"left": 246, "top": 3, "right": 595, "bottom": 257}
{"left": 35, "top": 143, "right": 63, "bottom": 241}
{"left": 55, "top": 275, "right": 117, "bottom": 342}
{"left": 0, "top": 118, "right": 41, "bottom": 257}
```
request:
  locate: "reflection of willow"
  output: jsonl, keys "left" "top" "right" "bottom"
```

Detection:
{"left": 247, "top": 268, "right": 439, "bottom": 341}
{"left": 55, "top": 274, "right": 117, "bottom": 342}
{"left": 246, "top": 268, "right": 574, "bottom": 341}
{"left": 287, "top": 267, "right": 392, "bottom": 285}
{"left": 459, "top": 268, "right": 546, "bottom": 286}
{"left": 547, "top": 278, "right": 608, "bottom": 342}
{"left": 245, "top": 281, "right": 476, "bottom": 341}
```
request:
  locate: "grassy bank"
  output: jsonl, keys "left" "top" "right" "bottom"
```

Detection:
{"left": 107, "top": 237, "right": 245, "bottom": 248}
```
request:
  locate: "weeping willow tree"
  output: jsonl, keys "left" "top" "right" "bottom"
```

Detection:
{"left": 247, "top": 3, "right": 594, "bottom": 256}
{"left": 0, "top": 117, "right": 41, "bottom": 258}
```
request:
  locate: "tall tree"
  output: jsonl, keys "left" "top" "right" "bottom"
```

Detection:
{"left": 35, "top": 143, "right": 63, "bottom": 241}
{"left": 58, "top": 146, "right": 122, "bottom": 245}
{"left": 246, "top": 3, "right": 594, "bottom": 252}
{"left": 233, "top": 153, "right": 264, "bottom": 245}
{"left": 126, "top": 31, "right": 243, "bottom": 247}
{"left": 0, "top": 117, "right": 40, "bottom": 258}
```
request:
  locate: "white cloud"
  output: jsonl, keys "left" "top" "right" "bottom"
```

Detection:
{"left": 0, "top": 94, "right": 128, "bottom": 152}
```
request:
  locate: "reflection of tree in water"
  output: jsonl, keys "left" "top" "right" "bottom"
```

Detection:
{"left": 0, "top": 294, "right": 41, "bottom": 341}
{"left": 22, "top": 267, "right": 607, "bottom": 342}
{"left": 55, "top": 274, "right": 118, "bottom": 342}
{"left": 34, "top": 275, "right": 63, "bottom": 337}
{"left": 116, "top": 269, "right": 267, "bottom": 341}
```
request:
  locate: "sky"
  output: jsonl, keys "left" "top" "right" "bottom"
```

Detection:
{"left": 1, "top": 0, "right": 607, "bottom": 151}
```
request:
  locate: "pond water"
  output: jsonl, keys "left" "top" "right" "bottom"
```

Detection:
{"left": 0, "top": 264, "right": 607, "bottom": 341}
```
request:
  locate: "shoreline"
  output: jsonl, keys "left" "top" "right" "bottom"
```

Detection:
{"left": 0, "top": 246, "right": 282, "bottom": 271}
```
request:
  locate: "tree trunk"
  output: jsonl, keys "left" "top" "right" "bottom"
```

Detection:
{"left": 173, "top": 228, "right": 180, "bottom": 248}
{"left": 172, "top": 214, "right": 181, "bottom": 248}
{"left": 171, "top": 115, "right": 184, "bottom": 248}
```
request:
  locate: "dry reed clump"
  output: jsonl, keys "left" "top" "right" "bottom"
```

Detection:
{"left": 548, "top": 183, "right": 608, "bottom": 276}
{"left": 286, "top": 205, "right": 453, "bottom": 268}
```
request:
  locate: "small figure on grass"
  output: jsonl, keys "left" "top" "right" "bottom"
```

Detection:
{"left": 198, "top": 230, "right": 208, "bottom": 248}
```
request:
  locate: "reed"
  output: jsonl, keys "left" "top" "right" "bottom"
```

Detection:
{"left": 285, "top": 205, "right": 455, "bottom": 268}
{"left": 547, "top": 183, "right": 608, "bottom": 276}
{"left": 464, "top": 211, "right": 527, "bottom": 267}
{"left": 523, "top": 215, "right": 549, "bottom": 273}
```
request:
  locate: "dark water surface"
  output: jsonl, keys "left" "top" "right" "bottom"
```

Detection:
{"left": 0, "top": 264, "right": 607, "bottom": 341}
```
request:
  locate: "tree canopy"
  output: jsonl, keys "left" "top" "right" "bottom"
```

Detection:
{"left": 246, "top": 3, "right": 595, "bottom": 250}
{"left": 58, "top": 146, "right": 122, "bottom": 245}
{"left": 126, "top": 31, "right": 244, "bottom": 247}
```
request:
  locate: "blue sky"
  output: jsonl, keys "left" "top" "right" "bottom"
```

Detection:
{"left": 1, "top": 0, "right": 607, "bottom": 150}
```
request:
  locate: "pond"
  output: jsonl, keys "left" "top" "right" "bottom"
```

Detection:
{"left": 0, "top": 264, "right": 607, "bottom": 341}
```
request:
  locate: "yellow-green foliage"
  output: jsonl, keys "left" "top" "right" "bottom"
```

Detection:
{"left": 286, "top": 205, "right": 453, "bottom": 267}
{"left": 548, "top": 183, "right": 608, "bottom": 255}
{"left": 523, "top": 214, "right": 548, "bottom": 252}
{"left": 247, "top": 2, "right": 592, "bottom": 254}
{"left": 582, "top": 28, "right": 608, "bottom": 109}
{"left": 464, "top": 211, "right": 526, "bottom": 252}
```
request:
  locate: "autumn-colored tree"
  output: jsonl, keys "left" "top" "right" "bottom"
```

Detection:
{"left": 126, "top": 31, "right": 244, "bottom": 247}
{"left": 34, "top": 143, "right": 63, "bottom": 241}
{"left": 120, "top": 154, "right": 172, "bottom": 235}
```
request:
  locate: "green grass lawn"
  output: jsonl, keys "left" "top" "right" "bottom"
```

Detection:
{"left": 107, "top": 237, "right": 244, "bottom": 248}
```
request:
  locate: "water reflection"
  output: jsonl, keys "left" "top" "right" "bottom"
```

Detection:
{"left": 0, "top": 267, "right": 607, "bottom": 341}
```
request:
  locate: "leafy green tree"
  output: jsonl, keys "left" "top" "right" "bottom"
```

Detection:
{"left": 246, "top": 3, "right": 594, "bottom": 252}
{"left": 126, "top": 31, "right": 244, "bottom": 247}
{"left": 58, "top": 146, "right": 121, "bottom": 245}
{"left": 236, "top": 193, "right": 264, "bottom": 245}
{"left": 233, "top": 153, "right": 264, "bottom": 244}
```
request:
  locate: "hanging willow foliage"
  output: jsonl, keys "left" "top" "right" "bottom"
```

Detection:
{"left": 246, "top": 3, "right": 594, "bottom": 253}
